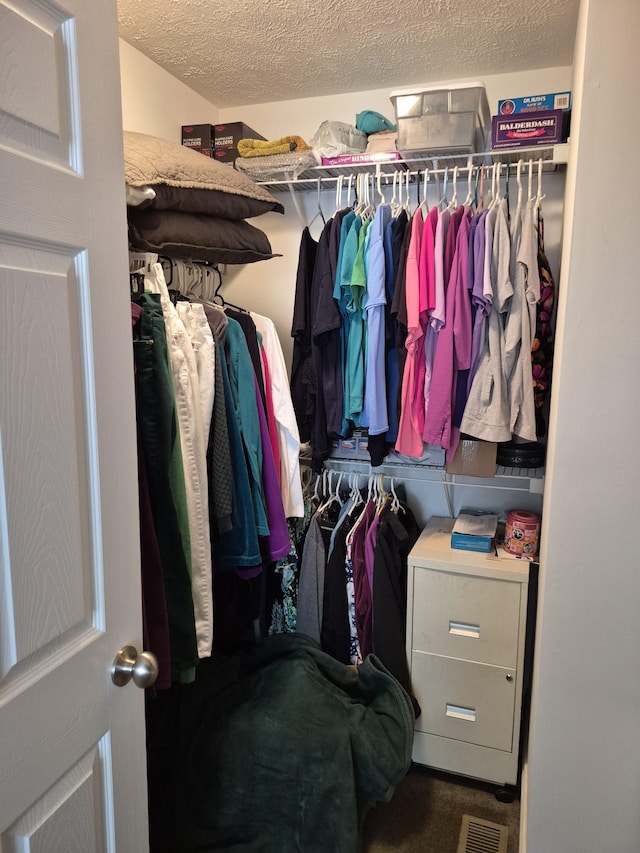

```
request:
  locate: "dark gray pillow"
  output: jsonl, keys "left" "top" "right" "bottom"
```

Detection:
{"left": 127, "top": 209, "right": 280, "bottom": 265}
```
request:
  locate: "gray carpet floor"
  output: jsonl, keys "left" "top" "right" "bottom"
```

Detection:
{"left": 363, "top": 763, "right": 520, "bottom": 853}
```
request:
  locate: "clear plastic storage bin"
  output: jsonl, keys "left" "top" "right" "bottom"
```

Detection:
{"left": 390, "top": 82, "right": 491, "bottom": 158}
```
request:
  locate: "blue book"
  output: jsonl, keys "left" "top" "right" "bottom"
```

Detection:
{"left": 450, "top": 532, "right": 495, "bottom": 553}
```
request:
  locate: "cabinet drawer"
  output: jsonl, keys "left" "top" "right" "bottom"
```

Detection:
{"left": 412, "top": 651, "right": 516, "bottom": 751}
{"left": 411, "top": 568, "right": 521, "bottom": 667}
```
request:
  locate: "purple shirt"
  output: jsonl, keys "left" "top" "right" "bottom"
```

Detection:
{"left": 468, "top": 208, "right": 491, "bottom": 392}
{"left": 254, "top": 375, "right": 291, "bottom": 562}
{"left": 351, "top": 502, "right": 376, "bottom": 659}
{"left": 364, "top": 511, "right": 381, "bottom": 599}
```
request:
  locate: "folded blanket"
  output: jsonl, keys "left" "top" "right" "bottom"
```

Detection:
{"left": 237, "top": 135, "right": 311, "bottom": 157}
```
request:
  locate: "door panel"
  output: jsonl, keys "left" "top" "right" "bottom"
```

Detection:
{"left": 0, "top": 0, "right": 147, "bottom": 849}
{"left": 0, "top": 0, "right": 79, "bottom": 168}
{"left": 4, "top": 747, "right": 106, "bottom": 853}
{"left": 0, "top": 244, "right": 94, "bottom": 673}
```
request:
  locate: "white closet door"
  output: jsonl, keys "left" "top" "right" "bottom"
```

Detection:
{"left": 0, "top": 1, "right": 148, "bottom": 850}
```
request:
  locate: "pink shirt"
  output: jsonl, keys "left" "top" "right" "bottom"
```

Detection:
{"left": 430, "top": 207, "right": 451, "bottom": 331}
{"left": 423, "top": 208, "right": 472, "bottom": 456}
{"left": 395, "top": 209, "right": 425, "bottom": 457}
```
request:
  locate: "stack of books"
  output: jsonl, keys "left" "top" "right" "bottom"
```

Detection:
{"left": 451, "top": 511, "right": 499, "bottom": 554}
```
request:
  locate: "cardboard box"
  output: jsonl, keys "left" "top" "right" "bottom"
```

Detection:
{"left": 446, "top": 439, "right": 497, "bottom": 478}
{"left": 491, "top": 109, "right": 564, "bottom": 150}
{"left": 181, "top": 124, "right": 215, "bottom": 156}
{"left": 497, "top": 92, "right": 571, "bottom": 142}
{"left": 213, "top": 122, "right": 266, "bottom": 165}
{"left": 498, "top": 92, "right": 571, "bottom": 115}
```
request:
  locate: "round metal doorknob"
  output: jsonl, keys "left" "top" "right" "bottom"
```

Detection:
{"left": 111, "top": 645, "right": 159, "bottom": 689}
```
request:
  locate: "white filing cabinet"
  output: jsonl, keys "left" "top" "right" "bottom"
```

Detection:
{"left": 406, "top": 516, "right": 532, "bottom": 786}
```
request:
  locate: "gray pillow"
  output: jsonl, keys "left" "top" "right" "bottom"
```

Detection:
{"left": 123, "top": 131, "right": 284, "bottom": 219}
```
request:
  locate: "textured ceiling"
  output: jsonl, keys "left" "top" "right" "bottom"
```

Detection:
{"left": 117, "top": 0, "right": 580, "bottom": 108}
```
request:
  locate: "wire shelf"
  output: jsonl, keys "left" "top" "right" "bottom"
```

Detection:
{"left": 323, "top": 454, "right": 544, "bottom": 489}
{"left": 256, "top": 145, "right": 569, "bottom": 192}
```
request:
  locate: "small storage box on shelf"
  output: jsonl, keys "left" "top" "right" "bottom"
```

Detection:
{"left": 406, "top": 516, "right": 534, "bottom": 787}
{"left": 390, "top": 82, "right": 491, "bottom": 159}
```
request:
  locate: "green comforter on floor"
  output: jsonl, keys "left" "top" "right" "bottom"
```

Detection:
{"left": 178, "top": 633, "right": 415, "bottom": 852}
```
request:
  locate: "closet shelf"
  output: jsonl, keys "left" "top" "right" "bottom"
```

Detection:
{"left": 323, "top": 455, "right": 544, "bottom": 493}
{"left": 256, "top": 145, "right": 569, "bottom": 193}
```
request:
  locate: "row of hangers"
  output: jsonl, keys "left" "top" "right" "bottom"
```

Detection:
{"left": 303, "top": 469, "right": 404, "bottom": 517}
{"left": 128, "top": 252, "right": 247, "bottom": 312}
{"left": 306, "top": 156, "right": 547, "bottom": 230}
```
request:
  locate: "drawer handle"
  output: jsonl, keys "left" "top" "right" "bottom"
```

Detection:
{"left": 445, "top": 703, "right": 476, "bottom": 722}
{"left": 449, "top": 620, "right": 480, "bottom": 639}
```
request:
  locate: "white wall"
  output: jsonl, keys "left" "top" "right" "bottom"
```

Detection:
{"left": 525, "top": 1, "right": 640, "bottom": 851}
{"left": 119, "top": 39, "right": 218, "bottom": 140}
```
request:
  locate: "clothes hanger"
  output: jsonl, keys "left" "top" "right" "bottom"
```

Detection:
{"left": 419, "top": 167, "right": 430, "bottom": 213}
{"left": 389, "top": 477, "right": 404, "bottom": 515}
{"left": 445, "top": 166, "right": 459, "bottom": 212}
{"left": 359, "top": 172, "right": 373, "bottom": 219}
{"left": 390, "top": 171, "right": 399, "bottom": 216}
{"left": 462, "top": 159, "right": 474, "bottom": 208}
{"left": 394, "top": 170, "right": 404, "bottom": 215}
{"left": 475, "top": 164, "right": 483, "bottom": 210}
{"left": 209, "top": 266, "right": 248, "bottom": 313}
{"left": 349, "top": 471, "right": 363, "bottom": 508}
{"left": 312, "top": 472, "right": 322, "bottom": 505}
{"left": 353, "top": 173, "right": 365, "bottom": 217}
{"left": 362, "top": 173, "right": 371, "bottom": 216}
{"left": 346, "top": 174, "right": 355, "bottom": 209}
{"left": 527, "top": 159, "right": 534, "bottom": 204}
{"left": 534, "top": 157, "right": 545, "bottom": 217}
{"left": 376, "top": 167, "right": 386, "bottom": 207}
{"left": 403, "top": 169, "right": 412, "bottom": 214}
{"left": 308, "top": 178, "right": 326, "bottom": 230}
{"left": 347, "top": 470, "right": 365, "bottom": 516}
{"left": 376, "top": 473, "right": 388, "bottom": 515}
{"left": 483, "top": 164, "right": 493, "bottom": 209}
{"left": 437, "top": 166, "right": 449, "bottom": 209}
{"left": 489, "top": 163, "right": 503, "bottom": 210}
{"left": 503, "top": 162, "right": 511, "bottom": 220}
{"left": 334, "top": 174, "right": 344, "bottom": 214}
{"left": 318, "top": 469, "right": 344, "bottom": 515}
{"left": 516, "top": 159, "right": 524, "bottom": 217}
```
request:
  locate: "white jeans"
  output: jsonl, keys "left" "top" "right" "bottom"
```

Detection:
{"left": 177, "top": 302, "right": 215, "bottom": 442}
{"left": 147, "top": 263, "right": 214, "bottom": 658}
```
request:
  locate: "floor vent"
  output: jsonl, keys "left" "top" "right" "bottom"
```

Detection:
{"left": 457, "top": 814, "right": 509, "bottom": 853}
